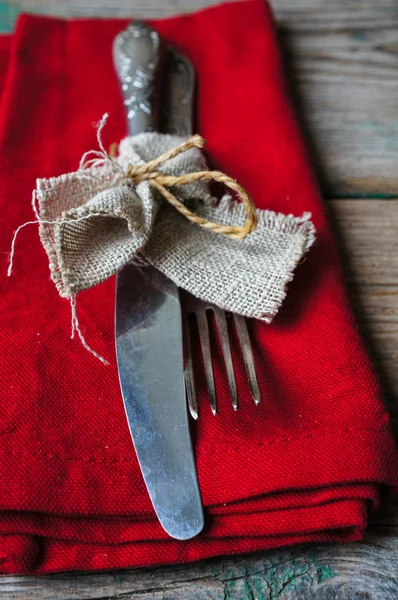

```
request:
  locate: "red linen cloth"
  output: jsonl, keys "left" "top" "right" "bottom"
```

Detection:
{"left": 0, "top": 0, "right": 397, "bottom": 574}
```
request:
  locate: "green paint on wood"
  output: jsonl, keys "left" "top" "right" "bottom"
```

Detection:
{"left": 317, "top": 563, "right": 338, "bottom": 583}
{"left": 0, "top": 1, "right": 19, "bottom": 33}
{"left": 311, "top": 553, "right": 338, "bottom": 584}
{"left": 329, "top": 193, "right": 398, "bottom": 200}
{"left": 266, "top": 562, "right": 310, "bottom": 598}
{"left": 222, "top": 553, "right": 338, "bottom": 599}
{"left": 352, "top": 31, "right": 368, "bottom": 42}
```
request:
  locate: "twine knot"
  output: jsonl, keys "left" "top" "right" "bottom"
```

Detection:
{"left": 125, "top": 134, "right": 257, "bottom": 240}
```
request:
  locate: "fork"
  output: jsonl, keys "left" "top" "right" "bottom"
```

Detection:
{"left": 183, "top": 293, "right": 261, "bottom": 419}
{"left": 161, "top": 50, "right": 261, "bottom": 420}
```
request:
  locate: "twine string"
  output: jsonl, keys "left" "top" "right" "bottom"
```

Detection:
{"left": 70, "top": 295, "right": 109, "bottom": 365}
{"left": 7, "top": 123, "right": 257, "bottom": 366}
{"left": 125, "top": 134, "right": 258, "bottom": 240}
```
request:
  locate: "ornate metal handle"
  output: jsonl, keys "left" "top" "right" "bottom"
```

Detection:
{"left": 113, "top": 21, "right": 163, "bottom": 135}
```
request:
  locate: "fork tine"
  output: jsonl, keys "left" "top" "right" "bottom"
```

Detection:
{"left": 183, "top": 315, "right": 198, "bottom": 420}
{"left": 233, "top": 314, "right": 261, "bottom": 405}
{"left": 196, "top": 310, "right": 217, "bottom": 415}
{"left": 213, "top": 307, "right": 238, "bottom": 411}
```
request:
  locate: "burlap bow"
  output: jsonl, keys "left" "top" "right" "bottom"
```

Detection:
{"left": 29, "top": 128, "right": 315, "bottom": 325}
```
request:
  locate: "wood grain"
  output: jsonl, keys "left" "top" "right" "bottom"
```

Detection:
{"left": 329, "top": 200, "right": 398, "bottom": 415}
{"left": 6, "top": 0, "right": 241, "bottom": 17}
{"left": 274, "top": 4, "right": 398, "bottom": 197}
{"left": 1, "top": 532, "right": 398, "bottom": 599}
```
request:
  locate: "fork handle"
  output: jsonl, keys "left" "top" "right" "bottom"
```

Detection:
{"left": 160, "top": 48, "right": 195, "bottom": 136}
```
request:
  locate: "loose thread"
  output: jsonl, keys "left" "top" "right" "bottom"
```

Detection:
{"left": 8, "top": 221, "right": 42, "bottom": 277}
{"left": 32, "top": 189, "right": 40, "bottom": 220}
{"left": 8, "top": 212, "right": 110, "bottom": 365}
{"left": 8, "top": 222, "right": 109, "bottom": 365}
{"left": 7, "top": 117, "right": 118, "bottom": 366}
{"left": 79, "top": 113, "right": 109, "bottom": 169}
{"left": 7, "top": 211, "right": 103, "bottom": 278}
{"left": 95, "top": 113, "right": 109, "bottom": 156}
{"left": 70, "top": 295, "right": 109, "bottom": 366}
{"left": 78, "top": 113, "right": 122, "bottom": 177}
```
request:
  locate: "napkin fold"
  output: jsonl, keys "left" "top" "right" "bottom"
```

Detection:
{"left": 0, "top": 0, "right": 397, "bottom": 574}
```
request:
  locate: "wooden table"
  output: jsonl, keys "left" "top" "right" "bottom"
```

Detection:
{"left": 1, "top": 0, "right": 397, "bottom": 597}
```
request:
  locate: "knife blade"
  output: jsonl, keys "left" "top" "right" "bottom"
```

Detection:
{"left": 113, "top": 22, "right": 204, "bottom": 540}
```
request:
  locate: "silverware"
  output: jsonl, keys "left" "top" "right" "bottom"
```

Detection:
{"left": 161, "top": 48, "right": 195, "bottom": 136}
{"left": 113, "top": 21, "right": 162, "bottom": 133}
{"left": 159, "top": 48, "right": 261, "bottom": 420}
{"left": 183, "top": 294, "right": 261, "bottom": 419}
{"left": 113, "top": 22, "right": 203, "bottom": 540}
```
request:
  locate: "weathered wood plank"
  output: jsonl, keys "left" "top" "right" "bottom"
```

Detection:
{"left": 275, "top": 7, "right": 398, "bottom": 197}
{"left": 274, "top": 3, "right": 398, "bottom": 196}
{"left": 1, "top": 534, "right": 398, "bottom": 599}
{"left": 329, "top": 198, "right": 398, "bottom": 285}
{"left": 9, "top": 0, "right": 398, "bottom": 19}
{"left": 328, "top": 200, "right": 398, "bottom": 412}
{"left": 0, "top": 199, "right": 397, "bottom": 599}
{"left": 7, "top": 0, "right": 398, "bottom": 196}
{"left": 6, "top": 0, "right": 238, "bottom": 17}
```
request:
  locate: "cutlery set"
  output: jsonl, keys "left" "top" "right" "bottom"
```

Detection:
{"left": 113, "top": 22, "right": 260, "bottom": 539}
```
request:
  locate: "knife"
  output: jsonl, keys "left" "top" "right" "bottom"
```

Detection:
{"left": 113, "top": 22, "right": 204, "bottom": 540}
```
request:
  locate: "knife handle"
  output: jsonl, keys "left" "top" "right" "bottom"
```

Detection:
{"left": 113, "top": 22, "right": 163, "bottom": 135}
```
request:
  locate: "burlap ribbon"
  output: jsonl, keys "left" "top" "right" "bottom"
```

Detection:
{"left": 8, "top": 122, "right": 315, "bottom": 362}
{"left": 29, "top": 127, "right": 314, "bottom": 311}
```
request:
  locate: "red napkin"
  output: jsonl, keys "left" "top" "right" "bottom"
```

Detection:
{"left": 0, "top": 0, "right": 397, "bottom": 574}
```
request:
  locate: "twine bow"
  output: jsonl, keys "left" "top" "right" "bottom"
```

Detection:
{"left": 125, "top": 134, "right": 258, "bottom": 240}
